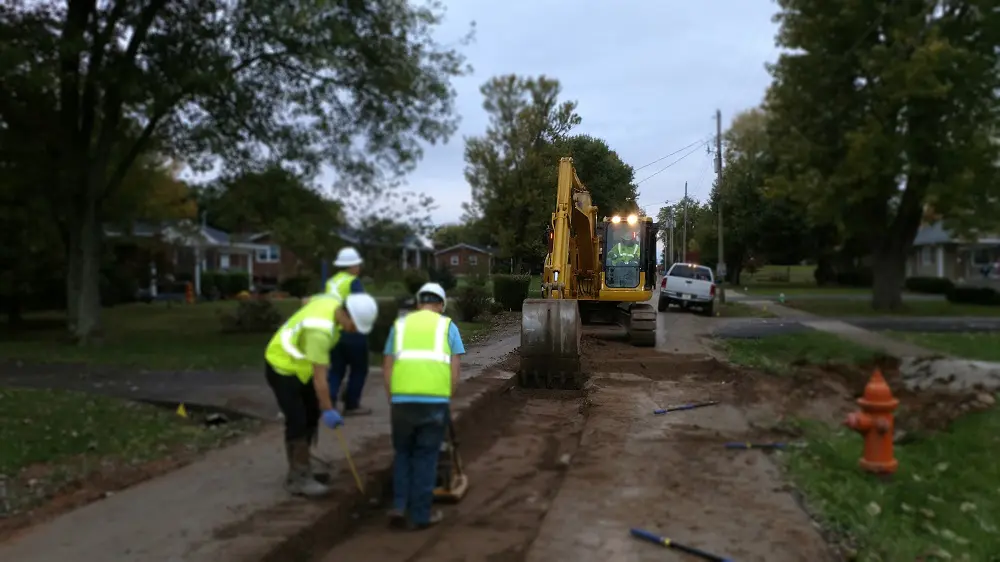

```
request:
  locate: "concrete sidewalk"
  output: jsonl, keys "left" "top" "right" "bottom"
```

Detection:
{"left": 0, "top": 337, "right": 520, "bottom": 562}
{"left": 731, "top": 292, "right": 937, "bottom": 358}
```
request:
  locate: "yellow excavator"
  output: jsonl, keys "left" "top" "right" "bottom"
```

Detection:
{"left": 519, "top": 157, "right": 659, "bottom": 390}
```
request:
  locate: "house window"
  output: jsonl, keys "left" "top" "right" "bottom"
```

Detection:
{"left": 920, "top": 247, "right": 933, "bottom": 266}
{"left": 450, "top": 255, "right": 459, "bottom": 266}
{"left": 257, "top": 245, "right": 280, "bottom": 263}
{"left": 219, "top": 254, "right": 231, "bottom": 269}
{"left": 972, "top": 248, "right": 992, "bottom": 265}
{"left": 469, "top": 254, "right": 478, "bottom": 266}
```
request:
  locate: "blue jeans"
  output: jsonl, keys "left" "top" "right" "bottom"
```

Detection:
{"left": 391, "top": 402, "right": 448, "bottom": 525}
{"left": 327, "top": 336, "right": 369, "bottom": 409}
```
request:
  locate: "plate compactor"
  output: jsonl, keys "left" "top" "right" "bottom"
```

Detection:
{"left": 433, "top": 420, "right": 469, "bottom": 503}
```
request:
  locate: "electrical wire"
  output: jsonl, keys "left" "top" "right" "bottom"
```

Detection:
{"left": 633, "top": 138, "right": 711, "bottom": 173}
{"left": 635, "top": 142, "right": 706, "bottom": 185}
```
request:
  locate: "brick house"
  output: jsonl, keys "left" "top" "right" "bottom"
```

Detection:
{"left": 435, "top": 243, "right": 495, "bottom": 276}
{"left": 908, "top": 221, "right": 1000, "bottom": 282}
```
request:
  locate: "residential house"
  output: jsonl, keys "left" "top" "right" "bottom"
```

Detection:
{"left": 435, "top": 243, "right": 495, "bottom": 276}
{"left": 908, "top": 221, "right": 1000, "bottom": 281}
{"left": 338, "top": 228, "right": 435, "bottom": 271}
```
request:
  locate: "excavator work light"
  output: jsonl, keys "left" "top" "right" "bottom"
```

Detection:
{"left": 626, "top": 214, "right": 639, "bottom": 225}
{"left": 611, "top": 215, "right": 622, "bottom": 223}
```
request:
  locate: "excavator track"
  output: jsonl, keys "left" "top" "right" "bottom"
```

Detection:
{"left": 620, "top": 303, "right": 657, "bottom": 347}
{"left": 518, "top": 299, "right": 585, "bottom": 390}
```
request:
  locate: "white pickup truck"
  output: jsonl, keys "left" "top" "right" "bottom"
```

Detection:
{"left": 657, "top": 263, "right": 716, "bottom": 315}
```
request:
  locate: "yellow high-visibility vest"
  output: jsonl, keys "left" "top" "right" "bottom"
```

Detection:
{"left": 390, "top": 309, "right": 453, "bottom": 398}
{"left": 325, "top": 271, "right": 356, "bottom": 301}
{"left": 265, "top": 295, "right": 342, "bottom": 383}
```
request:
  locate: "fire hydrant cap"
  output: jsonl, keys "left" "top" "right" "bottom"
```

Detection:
{"left": 857, "top": 369, "right": 899, "bottom": 408}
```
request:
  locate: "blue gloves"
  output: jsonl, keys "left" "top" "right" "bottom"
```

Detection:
{"left": 322, "top": 409, "right": 344, "bottom": 429}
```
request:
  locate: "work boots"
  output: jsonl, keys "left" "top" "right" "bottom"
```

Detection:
{"left": 284, "top": 440, "right": 330, "bottom": 498}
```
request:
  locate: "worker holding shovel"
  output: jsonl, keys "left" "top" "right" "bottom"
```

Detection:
{"left": 264, "top": 292, "right": 378, "bottom": 497}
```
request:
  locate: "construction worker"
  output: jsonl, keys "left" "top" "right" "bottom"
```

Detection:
{"left": 382, "top": 282, "right": 465, "bottom": 530}
{"left": 608, "top": 236, "right": 641, "bottom": 266}
{"left": 325, "top": 247, "right": 372, "bottom": 416}
{"left": 264, "top": 292, "right": 378, "bottom": 497}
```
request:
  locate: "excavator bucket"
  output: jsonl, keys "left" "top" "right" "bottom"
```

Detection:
{"left": 518, "top": 299, "right": 584, "bottom": 389}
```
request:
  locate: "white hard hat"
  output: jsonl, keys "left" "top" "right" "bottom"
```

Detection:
{"left": 333, "top": 247, "right": 363, "bottom": 267}
{"left": 344, "top": 293, "right": 378, "bottom": 335}
{"left": 416, "top": 282, "right": 446, "bottom": 303}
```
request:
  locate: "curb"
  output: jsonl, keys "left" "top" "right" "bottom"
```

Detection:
{"left": 226, "top": 371, "right": 517, "bottom": 562}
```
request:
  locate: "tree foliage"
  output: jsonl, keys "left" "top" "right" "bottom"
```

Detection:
{"left": 0, "top": 0, "right": 471, "bottom": 340}
{"left": 559, "top": 134, "right": 639, "bottom": 217}
{"left": 462, "top": 75, "right": 581, "bottom": 270}
{"left": 765, "top": 0, "right": 1000, "bottom": 309}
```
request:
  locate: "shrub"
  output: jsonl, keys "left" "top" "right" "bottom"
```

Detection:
{"left": 451, "top": 285, "right": 490, "bottom": 322}
{"left": 946, "top": 286, "right": 1000, "bottom": 306}
{"left": 202, "top": 271, "right": 250, "bottom": 298}
{"left": 218, "top": 299, "right": 283, "bottom": 333}
{"left": 427, "top": 265, "right": 458, "bottom": 291}
{"left": 403, "top": 269, "right": 430, "bottom": 295}
{"left": 465, "top": 273, "right": 490, "bottom": 289}
{"left": 368, "top": 297, "right": 400, "bottom": 352}
{"left": 492, "top": 274, "right": 532, "bottom": 311}
{"left": 279, "top": 275, "right": 316, "bottom": 298}
{"left": 834, "top": 267, "right": 873, "bottom": 288}
{"left": 904, "top": 276, "right": 954, "bottom": 295}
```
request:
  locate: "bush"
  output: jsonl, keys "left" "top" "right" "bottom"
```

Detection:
{"left": 403, "top": 269, "right": 430, "bottom": 295}
{"left": 202, "top": 271, "right": 250, "bottom": 298}
{"left": 492, "top": 274, "right": 532, "bottom": 311}
{"left": 834, "top": 267, "right": 873, "bottom": 288}
{"left": 368, "top": 297, "right": 400, "bottom": 352}
{"left": 427, "top": 265, "right": 458, "bottom": 292}
{"left": 465, "top": 273, "right": 489, "bottom": 288}
{"left": 946, "top": 286, "right": 1000, "bottom": 306}
{"left": 279, "top": 275, "right": 316, "bottom": 298}
{"left": 218, "top": 299, "right": 284, "bottom": 333}
{"left": 904, "top": 276, "right": 954, "bottom": 295}
{"left": 451, "top": 285, "right": 490, "bottom": 322}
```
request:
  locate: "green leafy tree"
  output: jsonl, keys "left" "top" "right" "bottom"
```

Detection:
{"left": 463, "top": 75, "right": 581, "bottom": 271}
{"left": 765, "top": 0, "right": 1000, "bottom": 309}
{"left": 342, "top": 188, "right": 436, "bottom": 283}
{"left": 657, "top": 196, "right": 707, "bottom": 263}
{"left": 0, "top": 0, "right": 471, "bottom": 341}
{"left": 559, "top": 135, "right": 640, "bottom": 216}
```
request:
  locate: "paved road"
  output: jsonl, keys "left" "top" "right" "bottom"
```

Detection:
{"left": 728, "top": 292, "right": 944, "bottom": 302}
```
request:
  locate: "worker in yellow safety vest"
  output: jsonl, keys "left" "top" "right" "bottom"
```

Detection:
{"left": 381, "top": 282, "right": 465, "bottom": 530}
{"left": 324, "top": 247, "right": 373, "bottom": 416}
{"left": 264, "top": 292, "right": 378, "bottom": 497}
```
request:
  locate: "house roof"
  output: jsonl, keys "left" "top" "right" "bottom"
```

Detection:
{"left": 913, "top": 222, "right": 1000, "bottom": 246}
{"left": 104, "top": 220, "right": 270, "bottom": 249}
{"left": 434, "top": 243, "right": 496, "bottom": 256}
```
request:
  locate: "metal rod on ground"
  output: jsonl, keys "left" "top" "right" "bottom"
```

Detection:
{"left": 724, "top": 442, "right": 803, "bottom": 450}
{"left": 630, "top": 528, "right": 733, "bottom": 562}
{"left": 334, "top": 427, "right": 365, "bottom": 493}
{"left": 653, "top": 401, "right": 719, "bottom": 415}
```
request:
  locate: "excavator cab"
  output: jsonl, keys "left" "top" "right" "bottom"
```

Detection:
{"left": 599, "top": 215, "right": 658, "bottom": 292}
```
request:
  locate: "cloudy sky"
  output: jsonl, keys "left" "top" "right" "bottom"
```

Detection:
{"left": 337, "top": 0, "right": 783, "bottom": 226}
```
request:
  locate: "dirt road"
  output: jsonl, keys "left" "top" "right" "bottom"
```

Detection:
{"left": 315, "top": 311, "right": 838, "bottom": 562}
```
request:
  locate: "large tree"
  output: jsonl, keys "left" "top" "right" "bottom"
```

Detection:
{"left": 765, "top": 0, "right": 999, "bottom": 309}
{"left": 559, "top": 134, "right": 640, "bottom": 216}
{"left": 463, "top": 75, "right": 581, "bottom": 271}
{"left": 0, "top": 0, "right": 470, "bottom": 341}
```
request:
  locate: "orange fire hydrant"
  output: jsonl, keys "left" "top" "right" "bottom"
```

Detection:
{"left": 843, "top": 368, "right": 899, "bottom": 475}
{"left": 185, "top": 282, "right": 194, "bottom": 305}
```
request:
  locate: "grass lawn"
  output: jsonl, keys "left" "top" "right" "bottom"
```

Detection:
{"left": 716, "top": 331, "right": 878, "bottom": 374}
{"left": 716, "top": 301, "right": 776, "bottom": 318}
{"left": 787, "top": 411, "right": 1000, "bottom": 561}
{"left": 885, "top": 332, "right": 1000, "bottom": 362}
{"left": 737, "top": 285, "right": 874, "bottom": 297}
{"left": 784, "top": 299, "right": 1000, "bottom": 317}
{"left": 1, "top": 301, "right": 492, "bottom": 371}
{"left": 0, "top": 387, "right": 260, "bottom": 516}
{"left": 742, "top": 264, "right": 816, "bottom": 284}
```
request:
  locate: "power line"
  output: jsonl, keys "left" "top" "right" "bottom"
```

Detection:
{"left": 633, "top": 138, "right": 710, "bottom": 172}
{"left": 635, "top": 142, "right": 706, "bottom": 185}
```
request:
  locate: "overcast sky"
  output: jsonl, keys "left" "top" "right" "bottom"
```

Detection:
{"left": 331, "top": 0, "right": 782, "bottom": 226}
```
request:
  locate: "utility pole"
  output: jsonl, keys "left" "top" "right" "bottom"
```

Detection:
{"left": 682, "top": 181, "right": 688, "bottom": 263}
{"left": 715, "top": 109, "right": 726, "bottom": 305}
{"left": 668, "top": 211, "right": 675, "bottom": 265}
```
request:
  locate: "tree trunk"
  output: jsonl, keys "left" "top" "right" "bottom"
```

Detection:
{"left": 871, "top": 248, "right": 906, "bottom": 311}
{"left": 66, "top": 200, "right": 103, "bottom": 344}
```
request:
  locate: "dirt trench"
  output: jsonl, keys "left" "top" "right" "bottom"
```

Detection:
{"left": 315, "top": 388, "right": 588, "bottom": 562}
